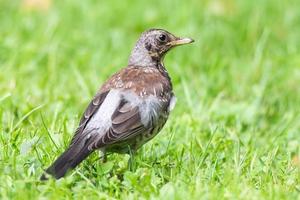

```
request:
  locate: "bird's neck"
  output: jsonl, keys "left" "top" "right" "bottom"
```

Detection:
{"left": 128, "top": 48, "right": 172, "bottom": 88}
{"left": 128, "top": 48, "right": 158, "bottom": 68}
{"left": 129, "top": 52, "right": 168, "bottom": 74}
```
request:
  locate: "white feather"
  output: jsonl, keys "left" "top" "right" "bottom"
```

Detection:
{"left": 122, "top": 91, "right": 162, "bottom": 127}
{"left": 168, "top": 96, "right": 176, "bottom": 112}
{"left": 85, "top": 89, "right": 164, "bottom": 136}
{"left": 85, "top": 89, "right": 121, "bottom": 136}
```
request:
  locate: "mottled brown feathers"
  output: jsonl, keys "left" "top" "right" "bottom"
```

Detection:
{"left": 100, "top": 65, "right": 172, "bottom": 100}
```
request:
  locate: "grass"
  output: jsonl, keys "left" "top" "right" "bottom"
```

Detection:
{"left": 1, "top": 0, "right": 300, "bottom": 199}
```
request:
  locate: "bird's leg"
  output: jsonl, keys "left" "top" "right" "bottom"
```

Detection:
{"left": 128, "top": 147, "right": 136, "bottom": 171}
{"left": 99, "top": 149, "right": 107, "bottom": 163}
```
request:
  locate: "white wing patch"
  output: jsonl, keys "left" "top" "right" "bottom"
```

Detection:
{"left": 168, "top": 96, "right": 176, "bottom": 112}
{"left": 86, "top": 89, "right": 121, "bottom": 136}
{"left": 85, "top": 90, "right": 168, "bottom": 137}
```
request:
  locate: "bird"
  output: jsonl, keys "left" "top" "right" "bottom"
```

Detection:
{"left": 41, "top": 28, "right": 194, "bottom": 180}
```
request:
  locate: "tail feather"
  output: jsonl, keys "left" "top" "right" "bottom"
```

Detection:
{"left": 41, "top": 143, "right": 93, "bottom": 180}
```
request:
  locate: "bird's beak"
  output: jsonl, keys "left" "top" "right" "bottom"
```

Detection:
{"left": 168, "top": 37, "right": 194, "bottom": 47}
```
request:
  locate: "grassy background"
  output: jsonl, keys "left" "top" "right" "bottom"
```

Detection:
{"left": 1, "top": 0, "right": 300, "bottom": 199}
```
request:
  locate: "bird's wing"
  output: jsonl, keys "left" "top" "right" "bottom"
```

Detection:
{"left": 70, "top": 90, "right": 151, "bottom": 150}
{"left": 70, "top": 90, "right": 110, "bottom": 145}
{"left": 89, "top": 98, "right": 150, "bottom": 149}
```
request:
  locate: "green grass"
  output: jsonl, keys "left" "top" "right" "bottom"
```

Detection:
{"left": 1, "top": 0, "right": 300, "bottom": 199}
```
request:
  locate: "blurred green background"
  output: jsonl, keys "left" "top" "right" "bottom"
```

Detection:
{"left": 1, "top": 0, "right": 300, "bottom": 199}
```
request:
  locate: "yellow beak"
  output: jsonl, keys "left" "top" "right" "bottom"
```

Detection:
{"left": 168, "top": 37, "right": 194, "bottom": 46}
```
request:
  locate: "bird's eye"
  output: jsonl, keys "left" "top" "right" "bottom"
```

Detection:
{"left": 158, "top": 34, "right": 167, "bottom": 42}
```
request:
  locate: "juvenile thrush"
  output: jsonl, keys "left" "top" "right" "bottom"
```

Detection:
{"left": 41, "top": 28, "right": 194, "bottom": 180}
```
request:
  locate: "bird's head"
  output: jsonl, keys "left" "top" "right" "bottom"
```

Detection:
{"left": 129, "top": 29, "right": 194, "bottom": 67}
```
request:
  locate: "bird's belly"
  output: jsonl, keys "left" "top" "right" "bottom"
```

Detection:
{"left": 132, "top": 113, "right": 169, "bottom": 151}
{"left": 107, "top": 113, "right": 169, "bottom": 153}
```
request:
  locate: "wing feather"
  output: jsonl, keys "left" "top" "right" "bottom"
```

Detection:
{"left": 70, "top": 91, "right": 109, "bottom": 145}
{"left": 92, "top": 98, "right": 149, "bottom": 149}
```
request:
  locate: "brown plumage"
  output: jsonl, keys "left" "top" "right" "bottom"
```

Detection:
{"left": 41, "top": 28, "right": 194, "bottom": 180}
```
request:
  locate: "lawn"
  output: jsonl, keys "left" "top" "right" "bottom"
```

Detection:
{"left": 1, "top": 0, "right": 300, "bottom": 199}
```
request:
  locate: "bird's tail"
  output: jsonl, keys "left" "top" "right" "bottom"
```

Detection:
{"left": 40, "top": 141, "right": 93, "bottom": 180}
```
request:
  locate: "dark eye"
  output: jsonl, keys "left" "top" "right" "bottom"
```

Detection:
{"left": 158, "top": 34, "right": 167, "bottom": 42}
